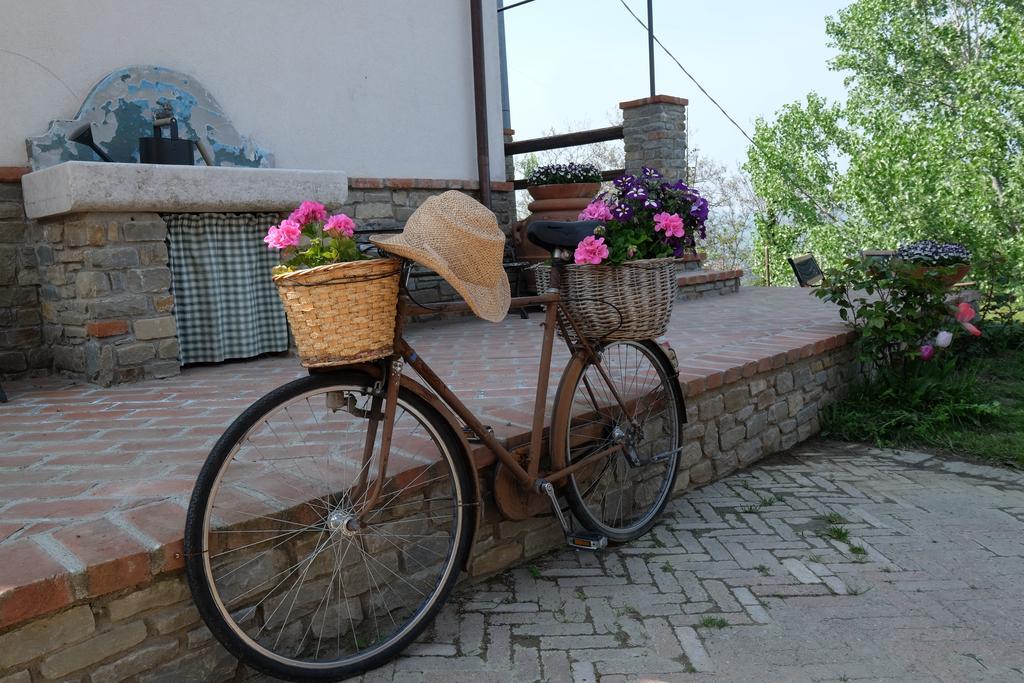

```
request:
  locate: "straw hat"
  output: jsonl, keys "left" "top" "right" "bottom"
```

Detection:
{"left": 371, "top": 191, "right": 510, "bottom": 322}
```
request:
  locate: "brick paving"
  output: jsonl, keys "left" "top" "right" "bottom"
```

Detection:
{"left": 0, "top": 287, "right": 848, "bottom": 629}
{"left": 360, "top": 441, "right": 1024, "bottom": 682}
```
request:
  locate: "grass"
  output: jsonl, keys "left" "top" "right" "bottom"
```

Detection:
{"left": 848, "top": 545, "right": 867, "bottom": 556}
{"left": 698, "top": 616, "right": 730, "bottom": 629}
{"left": 822, "top": 525, "right": 851, "bottom": 543}
{"left": 822, "top": 348, "right": 1024, "bottom": 469}
{"left": 526, "top": 565, "right": 542, "bottom": 579}
{"left": 755, "top": 564, "right": 771, "bottom": 576}
{"left": 819, "top": 512, "right": 849, "bottom": 526}
{"left": 660, "top": 561, "right": 673, "bottom": 573}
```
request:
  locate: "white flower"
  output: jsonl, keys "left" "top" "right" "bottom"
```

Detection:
{"left": 935, "top": 330, "right": 953, "bottom": 348}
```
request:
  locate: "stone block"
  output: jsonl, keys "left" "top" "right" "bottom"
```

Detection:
{"left": 89, "top": 294, "right": 149, "bottom": 319}
{"left": 523, "top": 521, "right": 564, "bottom": 557}
{"left": 788, "top": 393, "right": 804, "bottom": 418}
{"left": 0, "top": 604, "right": 95, "bottom": 670}
{"left": 90, "top": 640, "right": 179, "bottom": 683}
{"left": 53, "top": 344, "right": 85, "bottom": 373}
{"left": 143, "top": 360, "right": 180, "bottom": 380}
{"left": 0, "top": 246, "right": 16, "bottom": 284}
{"left": 769, "top": 400, "right": 789, "bottom": 424}
{"left": 38, "top": 620, "right": 147, "bottom": 679}
{"left": 0, "top": 221, "right": 26, "bottom": 243}
{"left": 158, "top": 338, "right": 180, "bottom": 359}
{"left": 723, "top": 386, "right": 747, "bottom": 412}
{"left": 680, "top": 441, "right": 703, "bottom": 468}
{"left": 354, "top": 202, "right": 395, "bottom": 220}
{"left": 0, "top": 201, "right": 24, "bottom": 219}
{"left": 138, "top": 242, "right": 168, "bottom": 265}
{"left": 117, "top": 342, "right": 156, "bottom": 366}
{"left": 711, "top": 450, "right": 739, "bottom": 476}
{"left": 76, "top": 271, "right": 110, "bottom": 298}
{"left": 139, "top": 643, "right": 237, "bottom": 683}
{"left": 122, "top": 219, "right": 167, "bottom": 242}
{"left": 89, "top": 247, "right": 140, "bottom": 269}
{"left": 737, "top": 437, "right": 762, "bottom": 466}
{"left": 0, "top": 351, "right": 27, "bottom": 373}
{"left": 745, "top": 411, "right": 768, "bottom": 438}
{"left": 0, "top": 671, "right": 31, "bottom": 683}
{"left": 470, "top": 541, "right": 522, "bottom": 576}
{"left": 128, "top": 267, "right": 172, "bottom": 293}
{"left": 748, "top": 378, "right": 768, "bottom": 396}
{"left": 719, "top": 425, "right": 745, "bottom": 451}
{"left": 756, "top": 388, "right": 777, "bottom": 410}
{"left": 698, "top": 395, "right": 724, "bottom": 420}
{"left": 775, "top": 371, "right": 794, "bottom": 394}
{"left": 106, "top": 579, "right": 189, "bottom": 621}
{"left": 797, "top": 403, "right": 818, "bottom": 425}
{"left": 689, "top": 459, "right": 713, "bottom": 484}
{"left": 153, "top": 294, "right": 174, "bottom": 312}
{"left": 134, "top": 316, "right": 176, "bottom": 340}
{"left": 147, "top": 604, "right": 201, "bottom": 635}
{"left": 779, "top": 419, "right": 797, "bottom": 435}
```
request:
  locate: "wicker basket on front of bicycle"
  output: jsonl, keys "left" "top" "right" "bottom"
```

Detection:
{"left": 273, "top": 258, "right": 401, "bottom": 367}
{"left": 535, "top": 257, "right": 676, "bottom": 341}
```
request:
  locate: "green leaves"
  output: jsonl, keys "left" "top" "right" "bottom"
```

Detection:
{"left": 745, "top": 0, "right": 1024, "bottom": 292}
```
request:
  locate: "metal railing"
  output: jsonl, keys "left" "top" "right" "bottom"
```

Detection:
{"left": 504, "top": 126, "right": 625, "bottom": 191}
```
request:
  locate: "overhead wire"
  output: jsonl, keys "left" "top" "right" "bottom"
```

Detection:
{"left": 615, "top": 0, "right": 842, "bottom": 223}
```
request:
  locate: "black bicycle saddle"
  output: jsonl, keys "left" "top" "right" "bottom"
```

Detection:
{"left": 526, "top": 220, "right": 602, "bottom": 253}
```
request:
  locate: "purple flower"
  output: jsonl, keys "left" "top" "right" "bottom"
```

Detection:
{"left": 611, "top": 202, "right": 634, "bottom": 221}
{"left": 644, "top": 196, "right": 661, "bottom": 210}
{"left": 642, "top": 166, "right": 663, "bottom": 179}
{"left": 689, "top": 196, "right": 709, "bottom": 223}
{"left": 613, "top": 174, "right": 637, "bottom": 189}
{"left": 625, "top": 185, "right": 648, "bottom": 201}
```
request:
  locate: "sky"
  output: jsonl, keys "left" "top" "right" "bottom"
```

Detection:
{"left": 501, "top": 0, "right": 852, "bottom": 171}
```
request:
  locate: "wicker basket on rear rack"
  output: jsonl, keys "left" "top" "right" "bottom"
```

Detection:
{"left": 273, "top": 258, "right": 401, "bottom": 367}
{"left": 534, "top": 257, "right": 676, "bottom": 342}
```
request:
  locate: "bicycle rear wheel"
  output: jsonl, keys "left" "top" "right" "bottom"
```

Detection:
{"left": 551, "top": 340, "right": 684, "bottom": 543}
{"left": 184, "top": 371, "right": 472, "bottom": 681}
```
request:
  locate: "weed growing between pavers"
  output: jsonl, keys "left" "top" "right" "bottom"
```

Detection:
{"left": 822, "top": 525, "right": 851, "bottom": 543}
{"left": 698, "top": 616, "right": 730, "bottom": 629}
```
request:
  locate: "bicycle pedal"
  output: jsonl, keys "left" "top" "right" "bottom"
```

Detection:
{"left": 566, "top": 532, "right": 608, "bottom": 551}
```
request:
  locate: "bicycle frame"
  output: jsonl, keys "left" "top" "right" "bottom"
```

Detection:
{"left": 354, "top": 258, "right": 633, "bottom": 519}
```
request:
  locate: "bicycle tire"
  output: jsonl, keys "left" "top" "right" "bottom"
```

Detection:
{"left": 184, "top": 370, "right": 473, "bottom": 681}
{"left": 551, "top": 340, "right": 685, "bottom": 543}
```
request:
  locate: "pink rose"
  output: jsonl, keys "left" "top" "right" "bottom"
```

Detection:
{"left": 653, "top": 212, "right": 685, "bottom": 238}
{"left": 955, "top": 302, "right": 976, "bottom": 323}
{"left": 919, "top": 344, "right": 935, "bottom": 361}
{"left": 324, "top": 213, "right": 356, "bottom": 237}
{"left": 264, "top": 219, "right": 302, "bottom": 249}
{"left": 289, "top": 200, "right": 328, "bottom": 226}
{"left": 574, "top": 235, "right": 609, "bottom": 265}
{"left": 578, "top": 200, "right": 613, "bottom": 222}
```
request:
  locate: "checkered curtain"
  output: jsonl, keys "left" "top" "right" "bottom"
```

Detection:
{"left": 165, "top": 213, "right": 289, "bottom": 364}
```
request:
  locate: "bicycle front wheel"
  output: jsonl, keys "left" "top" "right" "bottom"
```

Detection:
{"left": 184, "top": 371, "right": 472, "bottom": 681}
{"left": 551, "top": 340, "right": 685, "bottom": 543}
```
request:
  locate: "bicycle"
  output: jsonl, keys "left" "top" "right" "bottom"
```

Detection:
{"left": 183, "top": 219, "right": 686, "bottom": 681}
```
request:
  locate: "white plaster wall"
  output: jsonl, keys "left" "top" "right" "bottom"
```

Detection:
{"left": 0, "top": 0, "right": 506, "bottom": 181}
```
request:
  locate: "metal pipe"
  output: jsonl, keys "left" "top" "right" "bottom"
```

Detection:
{"left": 648, "top": 0, "right": 656, "bottom": 97}
{"left": 497, "top": 0, "right": 512, "bottom": 130}
{"left": 469, "top": 0, "right": 493, "bottom": 208}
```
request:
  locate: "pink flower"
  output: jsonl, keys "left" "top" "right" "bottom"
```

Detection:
{"left": 919, "top": 344, "right": 935, "bottom": 361}
{"left": 961, "top": 322, "right": 982, "bottom": 337}
{"left": 653, "top": 212, "right": 685, "bottom": 238}
{"left": 324, "top": 213, "right": 356, "bottom": 237}
{"left": 264, "top": 219, "right": 302, "bottom": 249}
{"left": 935, "top": 330, "right": 953, "bottom": 348}
{"left": 955, "top": 302, "right": 976, "bottom": 323}
{"left": 289, "top": 201, "right": 328, "bottom": 226}
{"left": 574, "top": 235, "right": 609, "bottom": 265}
{"left": 578, "top": 199, "right": 613, "bottom": 222}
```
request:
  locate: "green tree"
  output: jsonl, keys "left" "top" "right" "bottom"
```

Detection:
{"left": 745, "top": 0, "right": 1024, "bottom": 286}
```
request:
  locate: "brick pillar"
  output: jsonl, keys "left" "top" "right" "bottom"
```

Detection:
{"left": 38, "top": 212, "right": 179, "bottom": 386}
{"left": 620, "top": 95, "right": 689, "bottom": 181}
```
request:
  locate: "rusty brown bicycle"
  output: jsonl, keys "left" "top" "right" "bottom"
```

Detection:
{"left": 184, "top": 224, "right": 685, "bottom": 681}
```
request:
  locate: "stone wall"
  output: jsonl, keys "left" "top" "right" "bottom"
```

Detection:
{"left": 37, "top": 212, "right": 178, "bottom": 386}
{"left": 677, "top": 269, "right": 743, "bottom": 302}
{"left": 0, "top": 181, "right": 46, "bottom": 377}
{"left": 0, "top": 343, "right": 857, "bottom": 681}
{"left": 620, "top": 95, "right": 689, "bottom": 181}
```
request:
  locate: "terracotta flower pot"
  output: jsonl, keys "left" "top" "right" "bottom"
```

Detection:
{"left": 526, "top": 182, "right": 602, "bottom": 202}
{"left": 893, "top": 261, "right": 971, "bottom": 287}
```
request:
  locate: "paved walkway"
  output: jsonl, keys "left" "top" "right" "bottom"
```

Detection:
{"left": 358, "top": 441, "right": 1024, "bottom": 682}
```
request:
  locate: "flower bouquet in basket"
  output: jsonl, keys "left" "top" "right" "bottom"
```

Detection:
{"left": 265, "top": 201, "right": 400, "bottom": 368}
{"left": 538, "top": 167, "right": 710, "bottom": 341}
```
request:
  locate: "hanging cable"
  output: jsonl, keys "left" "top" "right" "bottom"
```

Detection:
{"left": 616, "top": 0, "right": 842, "bottom": 223}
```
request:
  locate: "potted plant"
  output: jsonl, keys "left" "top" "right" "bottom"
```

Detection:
{"left": 892, "top": 240, "right": 972, "bottom": 286}
{"left": 265, "top": 201, "right": 401, "bottom": 367}
{"left": 536, "top": 167, "right": 710, "bottom": 340}
{"left": 525, "top": 162, "right": 603, "bottom": 202}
